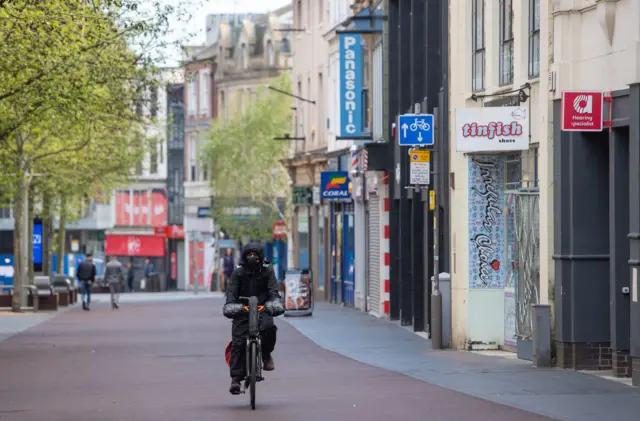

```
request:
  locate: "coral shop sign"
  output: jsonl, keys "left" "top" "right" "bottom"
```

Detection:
{"left": 456, "top": 106, "right": 529, "bottom": 152}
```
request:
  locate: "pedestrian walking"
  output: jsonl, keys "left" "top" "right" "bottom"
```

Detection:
{"left": 126, "top": 261, "right": 135, "bottom": 292}
{"left": 77, "top": 253, "right": 96, "bottom": 311}
{"left": 219, "top": 248, "right": 235, "bottom": 292}
{"left": 142, "top": 259, "right": 154, "bottom": 291}
{"left": 104, "top": 256, "right": 125, "bottom": 310}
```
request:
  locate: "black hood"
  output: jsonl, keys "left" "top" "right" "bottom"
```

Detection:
{"left": 239, "top": 242, "right": 265, "bottom": 266}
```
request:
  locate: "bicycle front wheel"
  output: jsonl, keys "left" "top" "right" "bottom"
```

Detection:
{"left": 249, "top": 341, "right": 257, "bottom": 410}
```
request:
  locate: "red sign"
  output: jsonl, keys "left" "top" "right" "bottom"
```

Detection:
{"left": 166, "top": 225, "right": 184, "bottom": 239}
{"left": 133, "top": 191, "right": 149, "bottom": 225}
{"left": 170, "top": 252, "right": 177, "bottom": 280}
{"left": 153, "top": 225, "right": 185, "bottom": 239}
{"left": 272, "top": 220, "right": 287, "bottom": 239}
{"left": 151, "top": 189, "right": 168, "bottom": 227}
{"left": 115, "top": 191, "right": 131, "bottom": 225}
{"left": 561, "top": 91, "right": 604, "bottom": 132}
{"left": 189, "top": 241, "right": 205, "bottom": 287}
{"left": 104, "top": 235, "right": 165, "bottom": 257}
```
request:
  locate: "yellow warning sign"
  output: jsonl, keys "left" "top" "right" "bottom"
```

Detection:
{"left": 429, "top": 190, "right": 435, "bottom": 210}
{"left": 410, "top": 150, "right": 431, "bottom": 163}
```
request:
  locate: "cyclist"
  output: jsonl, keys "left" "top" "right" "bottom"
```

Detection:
{"left": 222, "top": 242, "right": 284, "bottom": 395}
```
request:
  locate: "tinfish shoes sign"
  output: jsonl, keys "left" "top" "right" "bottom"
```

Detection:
{"left": 456, "top": 106, "right": 529, "bottom": 152}
{"left": 339, "top": 33, "right": 363, "bottom": 137}
{"left": 320, "top": 171, "right": 351, "bottom": 200}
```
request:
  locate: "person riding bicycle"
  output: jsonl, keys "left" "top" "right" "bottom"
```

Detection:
{"left": 222, "top": 242, "right": 284, "bottom": 395}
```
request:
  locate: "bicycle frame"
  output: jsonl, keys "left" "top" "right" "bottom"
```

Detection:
{"left": 244, "top": 296, "right": 264, "bottom": 386}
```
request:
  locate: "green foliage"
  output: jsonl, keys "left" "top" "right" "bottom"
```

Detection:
{"left": 0, "top": 0, "right": 199, "bottom": 310}
{"left": 201, "top": 72, "right": 293, "bottom": 243}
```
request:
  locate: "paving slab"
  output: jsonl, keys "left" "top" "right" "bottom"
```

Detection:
{"left": 283, "top": 302, "right": 640, "bottom": 421}
{"left": 0, "top": 296, "right": 558, "bottom": 421}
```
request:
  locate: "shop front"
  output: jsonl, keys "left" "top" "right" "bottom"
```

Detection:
{"left": 104, "top": 234, "right": 166, "bottom": 290}
{"left": 453, "top": 103, "right": 535, "bottom": 351}
{"left": 321, "top": 167, "right": 355, "bottom": 307}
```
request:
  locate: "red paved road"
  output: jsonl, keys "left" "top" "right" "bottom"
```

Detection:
{"left": 0, "top": 298, "right": 558, "bottom": 421}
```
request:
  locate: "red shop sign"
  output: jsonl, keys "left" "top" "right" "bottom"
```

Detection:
{"left": 154, "top": 226, "right": 167, "bottom": 237}
{"left": 166, "top": 225, "right": 185, "bottom": 239}
{"left": 272, "top": 220, "right": 287, "bottom": 239}
{"left": 104, "top": 235, "right": 165, "bottom": 257}
{"left": 561, "top": 91, "right": 604, "bottom": 132}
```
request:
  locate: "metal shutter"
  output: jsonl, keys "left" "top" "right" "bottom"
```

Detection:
{"left": 367, "top": 196, "right": 381, "bottom": 317}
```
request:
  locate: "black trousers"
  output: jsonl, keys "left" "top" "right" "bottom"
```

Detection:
{"left": 229, "top": 314, "right": 277, "bottom": 379}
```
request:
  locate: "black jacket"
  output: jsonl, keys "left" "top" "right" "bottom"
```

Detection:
{"left": 77, "top": 260, "right": 96, "bottom": 282}
{"left": 225, "top": 243, "right": 280, "bottom": 306}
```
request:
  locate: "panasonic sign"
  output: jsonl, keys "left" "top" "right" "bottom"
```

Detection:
{"left": 339, "top": 33, "right": 363, "bottom": 137}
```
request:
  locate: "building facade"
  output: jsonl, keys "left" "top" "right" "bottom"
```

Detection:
{"left": 551, "top": 0, "right": 640, "bottom": 384}
{"left": 285, "top": 0, "right": 330, "bottom": 301}
{"left": 182, "top": 7, "right": 293, "bottom": 291}
{"left": 448, "top": 0, "right": 549, "bottom": 356}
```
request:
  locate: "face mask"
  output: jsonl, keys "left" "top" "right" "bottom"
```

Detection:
{"left": 246, "top": 256, "right": 260, "bottom": 267}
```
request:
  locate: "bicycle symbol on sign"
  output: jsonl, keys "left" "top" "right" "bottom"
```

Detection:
{"left": 410, "top": 118, "right": 430, "bottom": 132}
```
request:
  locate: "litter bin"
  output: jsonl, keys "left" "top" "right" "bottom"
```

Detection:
{"left": 283, "top": 268, "right": 313, "bottom": 317}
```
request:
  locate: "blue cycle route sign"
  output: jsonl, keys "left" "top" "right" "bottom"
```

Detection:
{"left": 398, "top": 114, "right": 435, "bottom": 146}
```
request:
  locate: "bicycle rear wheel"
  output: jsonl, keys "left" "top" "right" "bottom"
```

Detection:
{"left": 249, "top": 341, "right": 257, "bottom": 410}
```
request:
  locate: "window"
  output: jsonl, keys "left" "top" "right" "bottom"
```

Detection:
{"left": 471, "top": 0, "right": 485, "bottom": 92}
{"left": 199, "top": 69, "right": 210, "bottom": 117}
{"left": 149, "top": 86, "right": 159, "bottom": 118}
{"left": 189, "top": 135, "right": 197, "bottom": 181}
{"left": 267, "top": 40, "right": 275, "bottom": 67}
{"left": 528, "top": 0, "right": 540, "bottom": 78}
{"left": 318, "top": 72, "right": 324, "bottom": 142}
{"left": 499, "top": 0, "right": 514, "bottom": 86}
{"left": 187, "top": 73, "right": 197, "bottom": 115}
{"left": 150, "top": 140, "right": 158, "bottom": 174}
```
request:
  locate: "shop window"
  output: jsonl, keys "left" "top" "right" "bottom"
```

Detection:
{"left": 499, "top": 0, "right": 514, "bottom": 86}
{"left": 528, "top": 0, "right": 541, "bottom": 78}
{"left": 471, "top": 0, "right": 485, "bottom": 92}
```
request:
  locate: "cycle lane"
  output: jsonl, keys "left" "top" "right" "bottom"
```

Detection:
{"left": 0, "top": 297, "right": 556, "bottom": 421}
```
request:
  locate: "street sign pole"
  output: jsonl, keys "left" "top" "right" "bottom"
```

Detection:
{"left": 430, "top": 107, "right": 442, "bottom": 350}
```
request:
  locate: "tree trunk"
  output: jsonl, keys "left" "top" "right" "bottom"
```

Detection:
{"left": 11, "top": 175, "right": 30, "bottom": 312}
{"left": 56, "top": 195, "right": 67, "bottom": 275}
{"left": 42, "top": 191, "right": 52, "bottom": 277}
{"left": 27, "top": 183, "right": 34, "bottom": 283}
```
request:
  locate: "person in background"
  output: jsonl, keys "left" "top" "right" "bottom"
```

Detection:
{"left": 77, "top": 253, "right": 96, "bottom": 311}
{"left": 219, "top": 248, "right": 235, "bottom": 292}
{"left": 126, "top": 261, "right": 135, "bottom": 292}
{"left": 104, "top": 256, "right": 125, "bottom": 310}
{"left": 142, "top": 258, "right": 154, "bottom": 291}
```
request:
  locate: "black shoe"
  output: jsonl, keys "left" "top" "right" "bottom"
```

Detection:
{"left": 263, "top": 356, "right": 274, "bottom": 371}
{"left": 82, "top": 302, "right": 88, "bottom": 311}
{"left": 112, "top": 302, "right": 119, "bottom": 310}
{"left": 229, "top": 377, "right": 242, "bottom": 395}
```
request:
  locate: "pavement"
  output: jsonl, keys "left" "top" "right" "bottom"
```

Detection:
{"left": 0, "top": 294, "right": 638, "bottom": 421}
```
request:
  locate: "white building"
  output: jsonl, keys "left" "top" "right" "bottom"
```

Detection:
{"left": 448, "top": 0, "right": 551, "bottom": 353}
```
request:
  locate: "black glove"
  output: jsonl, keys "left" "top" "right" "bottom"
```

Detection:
{"left": 265, "top": 299, "right": 285, "bottom": 317}
{"left": 222, "top": 303, "right": 244, "bottom": 319}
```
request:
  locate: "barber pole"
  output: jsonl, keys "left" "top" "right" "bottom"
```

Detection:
{"left": 351, "top": 148, "right": 359, "bottom": 175}
{"left": 362, "top": 149, "right": 368, "bottom": 172}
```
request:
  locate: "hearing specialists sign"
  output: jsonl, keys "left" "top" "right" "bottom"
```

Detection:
{"left": 339, "top": 33, "right": 363, "bottom": 137}
{"left": 455, "top": 106, "right": 529, "bottom": 152}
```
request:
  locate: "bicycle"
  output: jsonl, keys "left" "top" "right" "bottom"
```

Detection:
{"left": 410, "top": 118, "right": 430, "bottom": 131}
{"left": 240, "top": 295, "right": 264, "bottom": 410}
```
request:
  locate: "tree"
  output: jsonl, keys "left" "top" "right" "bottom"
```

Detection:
{"left": 0, "top": 0, "right": 194, "bottom": 311}
{"left": 201, "top": 72, "right": 293, "bottom": 244}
